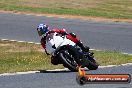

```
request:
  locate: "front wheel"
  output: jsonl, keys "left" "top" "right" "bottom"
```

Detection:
{"left": 59, "top": 50, "right": 78, "bottom": 71}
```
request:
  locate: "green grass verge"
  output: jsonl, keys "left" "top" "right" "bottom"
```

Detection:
{"left": 0, "top": 0, "right": 132, "bottom": 19}
{"left": 94, "top": 50, "right": 132, "bottom": 66}
{"left": 0, "top": 40, "right": 132, "bottom": 73}
{"left": 0, "top": 40, "right": 64, "bottom": 73}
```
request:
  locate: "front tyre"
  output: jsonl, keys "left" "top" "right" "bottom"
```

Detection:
{"left": 59, "top": 50, "right": 78, "bottom": 71}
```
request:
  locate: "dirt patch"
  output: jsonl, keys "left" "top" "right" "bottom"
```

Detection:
{"left": 0, "top": 44, "right": 10, "bottom": 46}
{"left": 0, "top": 10, "right": 132, "bottom": 23}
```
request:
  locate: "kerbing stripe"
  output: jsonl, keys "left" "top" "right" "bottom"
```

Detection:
{"left": 0, "top": 63, "right": 132, "bottom": 76}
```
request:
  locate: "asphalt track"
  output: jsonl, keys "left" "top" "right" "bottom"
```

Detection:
{"left": 0, "top": 13, "right": 132, "bottom": 88}
{"left": 0, "top": 65, "right": 132, "bottom": 88}
{"left": 0, "top": 13, "right": 132, "bottom": 53}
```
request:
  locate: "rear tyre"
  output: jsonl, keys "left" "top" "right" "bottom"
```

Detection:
{"left": 87, "top": 59, "right": 99, "bottom": 70}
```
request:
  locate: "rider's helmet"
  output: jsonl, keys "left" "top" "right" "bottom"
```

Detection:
{"left": 37, "top": 23, "right": 49, "bottom": 36}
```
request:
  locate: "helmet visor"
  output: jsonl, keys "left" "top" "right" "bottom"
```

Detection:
{"left": 38, "top": 29, "right": 45, "bottom": 36}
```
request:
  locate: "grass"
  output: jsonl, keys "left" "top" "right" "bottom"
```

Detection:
{"left": 0, "top": 40, "right": 132, "bottom": 73}
{"left": 0, "top": 0, "right": 132, "bottom": 19}
{"left": 0, "top": 40, "right": 64, "bottom": 73}
{"left": 94, "top": 50, "right": 132, "bottom": 66}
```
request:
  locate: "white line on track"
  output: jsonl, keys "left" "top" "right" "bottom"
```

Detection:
{"left": 99, "top": 63, "right": 132, "bottom": 68}
{"left": 0, "top": 63, "right": 132, "bottom": 76}
{"left": 122, "top": 53, "right": 132, "bottom": 55}
{"left": 0, "top": 69, "right": 69, "bottom": 76}
{"left": 59, "top": 17, "right": 65, "bottom": 19}
{"left": 1, "top": 39, "right": 40, "bottom": 44}
{"left": 0, "top": 71, "right": 39, "bottom": 76}
{"left": 46, "top": 16, "right": 53, "bottom": 18}
{"left": 1, "top": 38, "right": 132, "bottom": 55}
{"left": 1, "top": 39, "right": 9, "bottom": 41}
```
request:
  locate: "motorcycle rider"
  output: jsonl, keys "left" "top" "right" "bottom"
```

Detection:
{"left": 37, "top": 23, "right": 89, "bottom": 64}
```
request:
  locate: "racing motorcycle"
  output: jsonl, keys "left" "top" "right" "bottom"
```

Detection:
{"left": 45, "top": 32, "right": 98, "bottom": 71}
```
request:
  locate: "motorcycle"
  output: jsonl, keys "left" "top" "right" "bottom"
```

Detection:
{"left": 45, "top": 32, "right": 98, "bottom": 71}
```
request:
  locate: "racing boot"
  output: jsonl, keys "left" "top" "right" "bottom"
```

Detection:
{"left": 51, "top": 56, "right": 58, "bottom": 65}
{"left": 51, "top": 56, "right": 62, "bottom": 65}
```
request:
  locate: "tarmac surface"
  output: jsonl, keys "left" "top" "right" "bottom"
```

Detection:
{"left": 0, "top": 13, "right": 132, "bottom": 53}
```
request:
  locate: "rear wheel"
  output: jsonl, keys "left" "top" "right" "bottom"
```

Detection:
{"left": 87, "top": 58, "right": 99, "bottom": 70}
